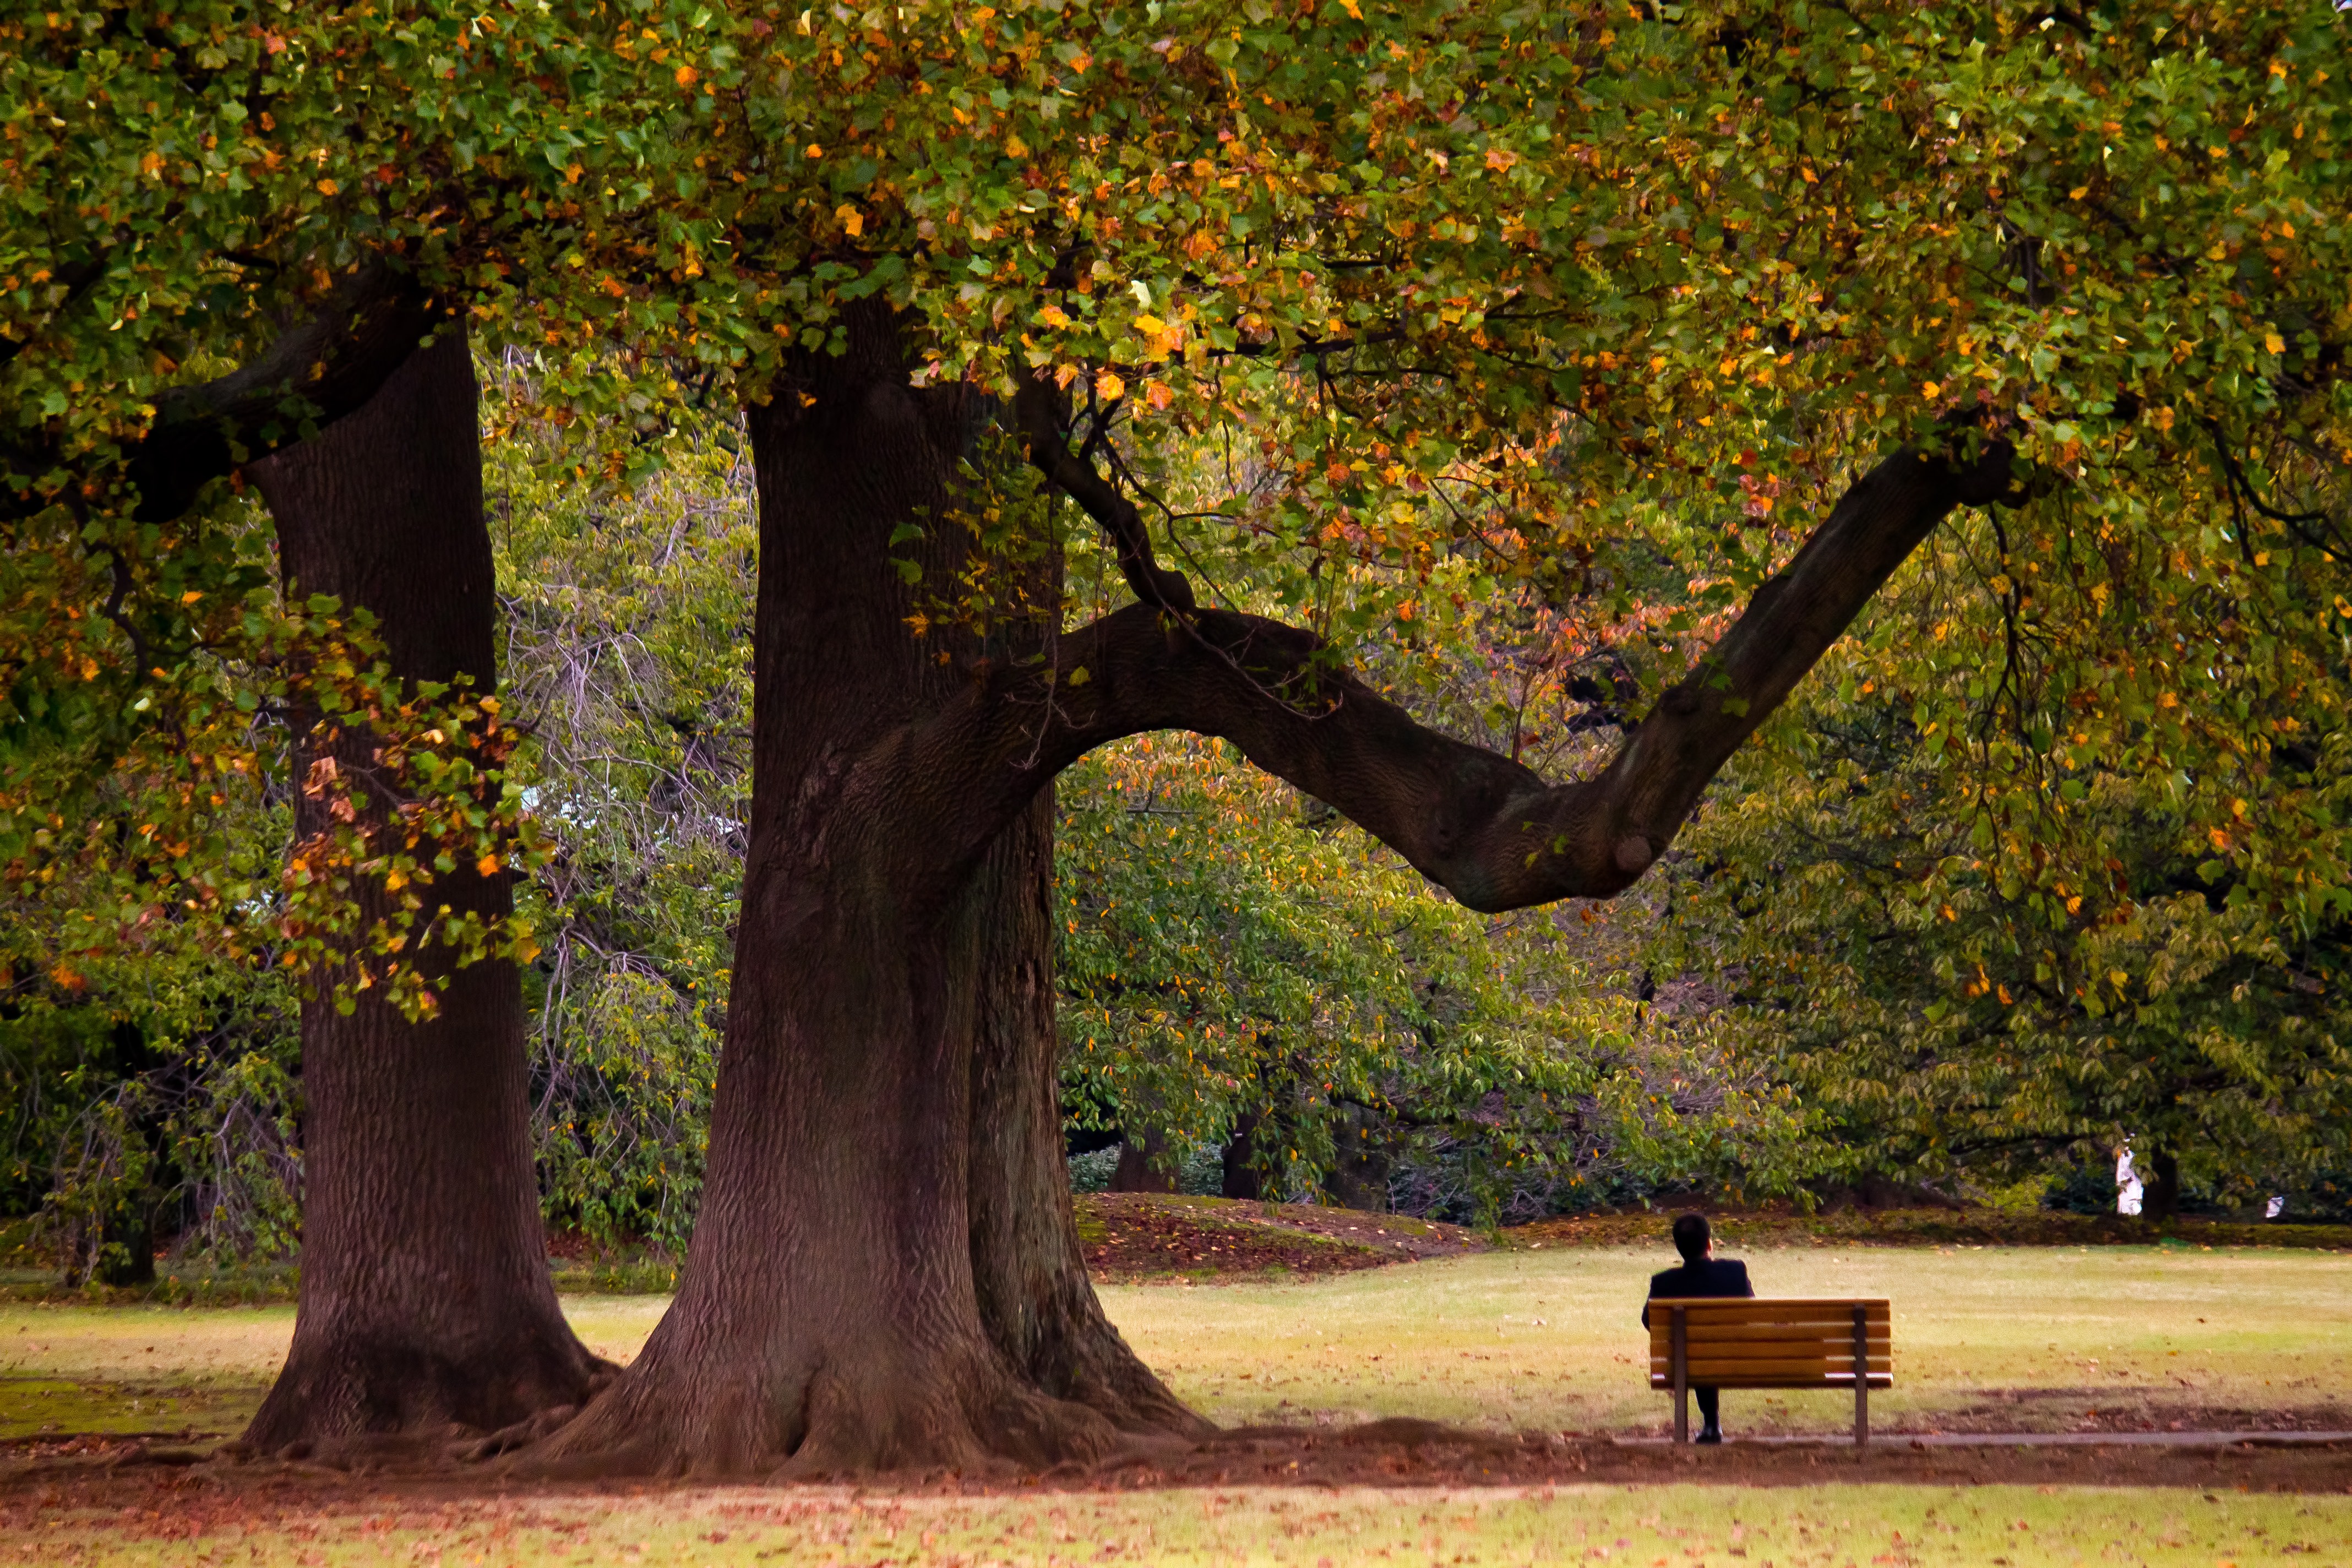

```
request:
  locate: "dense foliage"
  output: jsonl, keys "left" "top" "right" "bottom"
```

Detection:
{"left": 6, "top": 0, "right": 2352, "bottom": 1258}
{"left": 1058, "top": 734, "right": 1805, "bottom": 1219}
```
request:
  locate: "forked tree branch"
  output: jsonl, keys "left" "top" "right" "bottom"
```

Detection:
{"left": 1012, "top": 374, "right": 1195, "bottom": 612}
{"left": 3, "top": 256, "right": 441, "bottom": 525}
{"left": 938, "top": 431, "right": 2016, "bottom": 914}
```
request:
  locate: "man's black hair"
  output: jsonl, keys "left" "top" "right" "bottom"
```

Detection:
{"left": 1672, "top": 1211, "right": 1711, "bottom": 1264}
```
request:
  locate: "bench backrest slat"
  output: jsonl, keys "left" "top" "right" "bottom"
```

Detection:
{"left": 1647, "top": 1298, "right": 1892, "bottom": 1391}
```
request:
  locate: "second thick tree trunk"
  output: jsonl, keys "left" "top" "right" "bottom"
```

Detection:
{"left": 519, "top": 305, "right": 1199, "bottom": 1477}
{"left": 243, "top": 328, "right": 608, "bottom": 1457}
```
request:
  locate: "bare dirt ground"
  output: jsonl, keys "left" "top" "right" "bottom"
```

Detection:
{"left": 1076, "top": 1194, "right": 1483, "bottom": 1282}
{"left": 1, "top": 1424, "right": 2346, "bottom": 1516}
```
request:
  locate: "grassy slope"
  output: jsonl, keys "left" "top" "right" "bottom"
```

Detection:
{"left": 10, "top": 1484, "right": 2349, "bottom": 1566}
{"left": 4, "top": 1246, "right": 2348, "bottom": 1445}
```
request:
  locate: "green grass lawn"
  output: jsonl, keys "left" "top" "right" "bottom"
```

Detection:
{"left": 1115, "top": 1243, "right": 2352, "bottom": 1436}
{"left": 10, "top": 1483, "right": 2350, "bottom": 1566}
{"left": 4, "top": 1247, "right": 2349, "bottom": 1565}
{"left": 3, "top": 1244, "right": 2346, "bottom": 1445}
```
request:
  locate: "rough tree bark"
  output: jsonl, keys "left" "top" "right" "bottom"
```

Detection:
{"left": 1221, "top": 1110, "right": 1267, "bottom": 1200}
{"left": 242, "top": 326, "right": 609, "bottom": 1457}
{"left": 518, "top": 303, "right": 2016, "bottom": 1476}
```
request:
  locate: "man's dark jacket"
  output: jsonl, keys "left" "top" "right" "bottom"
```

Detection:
{"left": 1640, "top": 1257, "right": 1754, "bottom": 1329}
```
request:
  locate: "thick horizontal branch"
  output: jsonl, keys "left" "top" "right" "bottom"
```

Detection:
{"left": 930, "top": 435, "right": 2016, "bottom": 916}
{"left": 3, "top": 257, "right": 440, "bottom": 525}
{"left": 130, "top": 259, "right": 442, "bottom": 522}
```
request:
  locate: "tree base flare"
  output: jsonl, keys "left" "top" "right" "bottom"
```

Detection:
{"left": 236, "top": 1325, "right": 615, "bottom": 1463}
{"left": 497, "top": 1335, "right": 1197, "bottom": 1481}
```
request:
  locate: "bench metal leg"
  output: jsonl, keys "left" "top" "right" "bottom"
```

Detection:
{"left": 1672, "top": 1307, "right": 1689, "bottom": 1445}
{"left": 1852, "top": 1306, "right": 1869, "bottom": 1447}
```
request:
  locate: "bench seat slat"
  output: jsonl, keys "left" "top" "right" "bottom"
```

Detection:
{"left": 1656, "top": 1354, "right": 1891, "bottom": 1363}
{"left": 1656, "top": 1344, "right": 1891, "bottom": 1354}
{"left": 1652, "top": 1304, "right": 1890, "bottom": 1316}
{"left": 1651, "top": 1372, "right": 1893, "bottom": 1390}
{"left": 1651, "top": 1354, "right": 1891, "bottom": 1367}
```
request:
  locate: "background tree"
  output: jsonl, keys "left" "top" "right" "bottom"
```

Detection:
{"left": 1057, "top": 734, "right": 1804, "bottom": 1217}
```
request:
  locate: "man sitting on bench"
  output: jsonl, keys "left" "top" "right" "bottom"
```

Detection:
{"left": 1641, "top": 1212, "right": 1754, "bottom": 1444}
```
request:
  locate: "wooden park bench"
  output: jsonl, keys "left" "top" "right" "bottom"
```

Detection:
{"left": 1647, "top": 1298, "right": 1892, "bottom": 1446}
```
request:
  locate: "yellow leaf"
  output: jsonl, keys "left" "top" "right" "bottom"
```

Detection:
{"left": 836, "top": 203, "right": 864, "bottom": 237}
{"left": 181, "top": 589, "right": 204, "bottom": 604}
{"left": 1095, "top": 369, "right": 1125, "bottom": 401}
{"left": 2068, "top": 186, "right": 2089, "bottom": 199}
{"left": 1340, "top": 0, "right": 1361, "bottom": 15}
{"left": 1038, "top": 304, "right": 1071, "bottom": 328}
{"left": 315, "top": 177, "right": 338, "bottom": 195}
{"left": 477, "top": 853, "right": 502, "bottom": 876}
{"left": 1006, "top": 133, "right": 1028, "bottom": 159}
{"left": 674, "top": 63, "right": 698, "bottom": 87}
{"left": 2264, "top": 330, "right": 2285, "bottom": 355}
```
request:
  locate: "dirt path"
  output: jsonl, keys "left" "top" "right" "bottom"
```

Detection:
{"left": 1, "top": 1425, "right": 2345, "bottom": 1515}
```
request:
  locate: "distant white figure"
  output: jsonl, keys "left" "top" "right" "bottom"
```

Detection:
{"left": 2266, "top": 1195, "right": 2286, "bottom": 1219}
{"left": 2115, "top": 1145, "right": 2143, "bottom": 1216}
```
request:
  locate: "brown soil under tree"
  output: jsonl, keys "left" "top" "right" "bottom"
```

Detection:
{"left": 506, "top": 300, "right": 2021, "bottom": 1478}
{"left": 242, "top": 326, "right": 611, "bottom": 1458}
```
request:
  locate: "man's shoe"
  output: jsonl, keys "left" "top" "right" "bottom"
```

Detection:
{"left": 1696, "top": 1426, "right": 1724, "bottom": 1445}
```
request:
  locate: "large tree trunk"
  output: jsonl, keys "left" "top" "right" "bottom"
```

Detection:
{"left": 519, "top": 304, "right": 1201, "bottom": 1478}
{"left": 243, "top": 328, "right": 609, "bottom": 1458}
